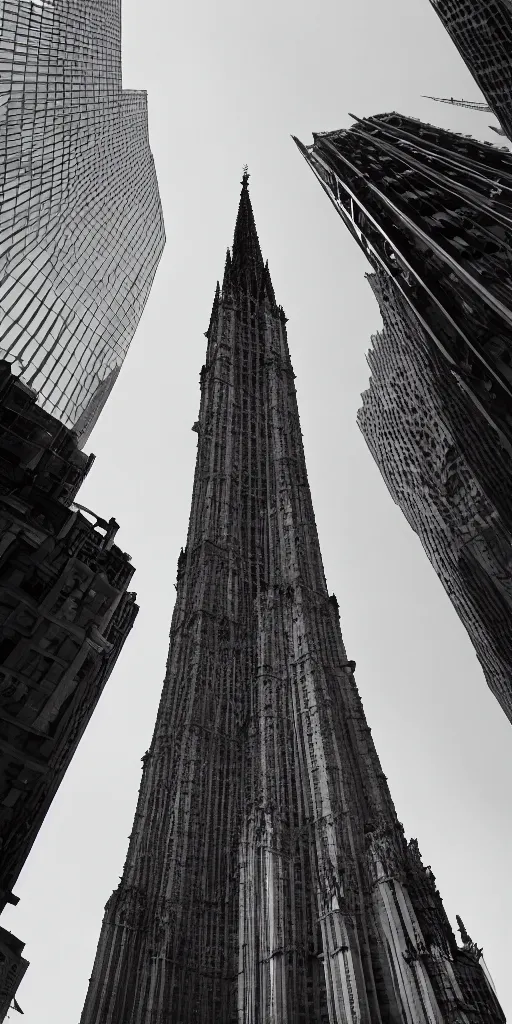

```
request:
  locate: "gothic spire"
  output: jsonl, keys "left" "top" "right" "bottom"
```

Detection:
{"left": 230, "top": 168, "right": 265, "bottom": 287}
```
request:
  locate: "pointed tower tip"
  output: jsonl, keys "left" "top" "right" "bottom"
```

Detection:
{"left": 230, "top": 167, "right": 264, "bottom": 287}
{"left": 222, "top": 249, "right": 233, "bottom": 295}
{"left": 205, "top": 280, "right": 221, "bottom": 336}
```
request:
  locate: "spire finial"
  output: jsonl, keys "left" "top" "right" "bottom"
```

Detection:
{"left": 230, "top": 167, "right": 264, "bottom": 287}
{"left": 241, "top": 164, "right": 249, "bottom": 187}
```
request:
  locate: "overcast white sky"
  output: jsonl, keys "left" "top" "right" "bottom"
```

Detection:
{"left": 3, "top": 0, "right": 512, "bottom": 1020}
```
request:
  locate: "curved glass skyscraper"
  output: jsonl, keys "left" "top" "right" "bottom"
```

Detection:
{"left": 0, "top": 0, "right": 165, "bottom": 441}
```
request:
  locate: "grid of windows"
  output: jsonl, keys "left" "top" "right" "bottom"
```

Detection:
{"left": 0, "top": 1, "right": 165, "bottom": 436}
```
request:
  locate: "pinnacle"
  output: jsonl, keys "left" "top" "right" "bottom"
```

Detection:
{"left": 230, "top": 170, "right": 265, "bottom": 287}
{"left": 205, "top": 281, "right": 220, "bottom": 337}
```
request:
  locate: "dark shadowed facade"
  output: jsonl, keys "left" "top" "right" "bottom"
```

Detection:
{"left": 79, "top": 178, "right": 504, "bottom": 1024}
{"left": 428, "top": 0, "right": 512, "bottom": 140}
{"left": 0, "top": 0, "right": 165, "bottom": 438}
{"left": 0, "top": 362, "right": 138, "bottom": 1018}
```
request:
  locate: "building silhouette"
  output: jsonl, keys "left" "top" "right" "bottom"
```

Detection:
{"left": 0, "top": 0, "right": 165, "bottom": 437}
{"left": 428, "top": 0, "right": 512, "bottom": 140}
{"left": 0, "top": 361, "right": 138, "bottom": 1018}
{"left": 79, "top": 176, "right": 504, "bottom": 1024}
{"left": 294, "top": 113, "right": 512, "bottom": 724}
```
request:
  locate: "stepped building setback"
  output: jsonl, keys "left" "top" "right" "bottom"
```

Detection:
{"left": 428, "top": 0, "right": 512, "bottom": 140}
{"left": 80, "top": 176, "right": 504, "bottom": 1024}
{"left": 0, "top": 0, "right": 165, "bottom": 440}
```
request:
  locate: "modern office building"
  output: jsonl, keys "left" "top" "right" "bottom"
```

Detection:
{"left": 428, "top": 0, "right": 512, "bottom": 140}
{"left": 359, "top": 269, "right": 512, "bottom": 722}
{"left": 79, "top": 176, "right": 504, "bottom": 1024}
{"left": 0, "top": 0, "right": 165, "bottom": 437}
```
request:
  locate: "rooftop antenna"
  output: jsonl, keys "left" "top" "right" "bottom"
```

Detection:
{"left": 422, "top": 95, "right": 507, "bottom": 137}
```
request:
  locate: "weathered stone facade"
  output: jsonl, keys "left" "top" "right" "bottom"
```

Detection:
{"left": 79, "top": 179, "right": 504, "bottom": 1024}
{"left": 0, "top": 360, "right": 137, "bottom": 1018}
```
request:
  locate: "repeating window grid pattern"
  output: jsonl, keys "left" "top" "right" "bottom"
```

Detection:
{"left": 0, "top": 1, "right": 165, "bottom": 432}
{"left": 430, "top": 0, "right": 512, "bottom": 139}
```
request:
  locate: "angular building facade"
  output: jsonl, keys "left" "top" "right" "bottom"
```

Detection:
{"left": 0, "top": 0, "right": 165, "bottom": 435}
{"left": 79, "top": 178, "right": 504, "bottom": 1024}
{"left": 294, "top": 114, "right": 512, "bottom": 455}
{"left": 359, "top": 269, "right": 512, "bottom": 723}
{"left": 295, "top": 114, "right": 512, "bottom": 724}
{"left": 428, "top": 0, "right": 512, "bottom": 140}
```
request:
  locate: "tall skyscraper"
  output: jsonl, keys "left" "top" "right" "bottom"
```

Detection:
{"left": 0, "top": 0, "right": 165, "bottom": 436}
{"left": 294, "top": 114, "right": 512, "bottom": 724}
{"left": 79, "top": 176, "right": 504, "bottom": 1024}
{"left": 428, "top": 0, "right": 512, "bottom": 140}
{"left": 359, "top": 269, "right": 512, "bottom": 723}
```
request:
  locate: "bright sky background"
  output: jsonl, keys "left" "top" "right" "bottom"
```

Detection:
{"left": 3, "top": 0, "right": 512, "bottom": 1020}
